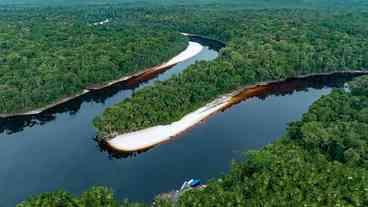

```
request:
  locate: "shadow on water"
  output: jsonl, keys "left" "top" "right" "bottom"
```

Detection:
{"left": 189, "top": 35, "right": 225, "bottom": 51}
{"left": 0, "top": 36, "right": 224, "bottom": 135}
{"left": 0, "top": 77, "right": 145, "bottom": 135}
{"left": 96, "top": 138, "right": 154, "bottom": 159}
{"left": 98, "top": 72, "right": 364, "bottom": 158}
{"left": 256, "top": 73, "right": 355, "bottom": 100}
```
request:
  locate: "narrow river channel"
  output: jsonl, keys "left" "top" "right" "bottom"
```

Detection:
{"left": 0, "top": 37, "right": 360, "bottom": 206}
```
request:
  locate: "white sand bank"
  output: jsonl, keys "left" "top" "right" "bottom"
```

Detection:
{"left": 107, "top": 95, "right": 232, "bottom": 152}
{"left": 162, "top": 42, "right": 203, "bottom": 67}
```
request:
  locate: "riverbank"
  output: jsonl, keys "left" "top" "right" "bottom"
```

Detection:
{"left": 105, "top": 70, "right": 368, "bottom": 152}
{"left": 181, "top": 32, "right": 227, "bottom": 47}
{"left": 0, "top": 41, "right": 203, "bottom": 119}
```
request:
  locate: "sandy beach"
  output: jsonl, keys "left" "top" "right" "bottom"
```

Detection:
{"left": 163, "top": 42, "right": 203, "bottom": 67}
{"left": 107, "top": 95, "right": 231, "bottom": 152}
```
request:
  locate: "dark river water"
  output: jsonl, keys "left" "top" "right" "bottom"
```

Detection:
{"left": 0, "top": 38, "right": 359, "bottom": 206}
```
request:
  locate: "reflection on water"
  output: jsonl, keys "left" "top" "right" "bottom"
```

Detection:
{"left": 0, "top": 82, "right": 140, "bottom": 135}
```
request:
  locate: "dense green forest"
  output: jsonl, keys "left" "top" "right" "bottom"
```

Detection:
{"left": 16, "top": 187, "right": 145, "bottom": 207}
{"left": 94, "top": 9, "right": 368, "bottom": 137}
{"left": 19, "top": 75, "right": 368, "bottom": 206}
{"left": 0, "top": 10, "right": 186, "bottom": 113}
{"left": 1, "top": 0, "right": 368, "bottom": 10}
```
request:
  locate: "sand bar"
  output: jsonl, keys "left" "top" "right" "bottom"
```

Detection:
{"left": 107, "top": 96, "right": 232, "bottom": 152}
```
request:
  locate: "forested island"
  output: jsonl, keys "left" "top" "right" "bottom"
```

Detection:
{"left": 0, "top": 9, "right": 186, "bottom": 114}
{"left": 19, "top": 75, "right": 368, "bottom": 206}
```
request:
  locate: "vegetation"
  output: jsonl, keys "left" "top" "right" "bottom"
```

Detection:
{"left": 94, "top": 9, "right": 368, "bottom": 136}
{"left": 0, "top": 10, "right": 186, "bottom": 114}
{"left": 1, "top": 0, "right": 368, "bottom": 10}
{"left": 16, "top": 187, "right": 146, "bottom": 207}
{"left": 5, "top": 2, "right": 368, "bottom": 206}
{"left": 19, "top": 75, "right": 368, "bottom": 206}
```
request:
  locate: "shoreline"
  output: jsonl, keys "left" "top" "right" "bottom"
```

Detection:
{"left": 0, "top": 41, "right": 203, "bottom": 119}
{"left": 105, "top": 70, "right": 368, "bottom": 152}
{"left": 181, "top": 32, "right": 227, "bottom": 46}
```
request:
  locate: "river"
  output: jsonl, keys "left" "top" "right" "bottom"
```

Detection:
{"left": 0, "top": 37, "right": 360, "bottom": 206}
